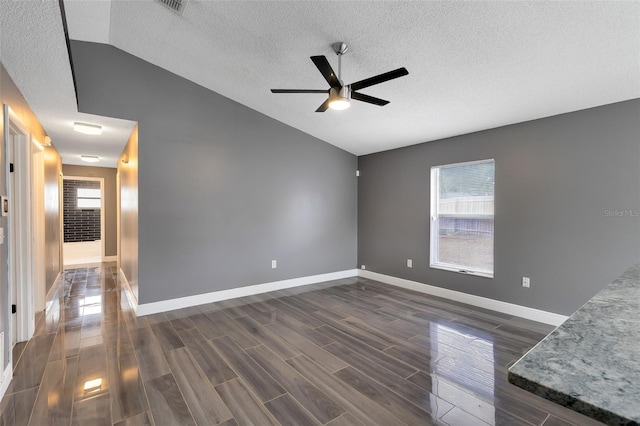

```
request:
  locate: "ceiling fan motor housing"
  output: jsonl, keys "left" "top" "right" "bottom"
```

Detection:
{"left": 330, "top": 86, "right": 351, "bottom": 101}
{"left": 328, "top": 86, "right": 351, "bottom": 110}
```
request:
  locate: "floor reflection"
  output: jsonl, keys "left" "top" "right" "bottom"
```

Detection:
{"left": 1, "top": 264, "right": 592, "bottom": 426}
{"left": 431, "top": 323, "right": 498, "bottom": 425}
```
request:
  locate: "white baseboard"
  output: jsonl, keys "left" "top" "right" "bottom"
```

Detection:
{"left": 136, "top": 269, "right": 358, "bottom": 317}
{"left": 103, "top": 256, "right": 117, "bottom": 262}
{"left": 0, "top": 362, "right": 12, "bottom": 401}
{"left": 358, "top": 270, "right": 568, "bottom": 326}
{"left": 119, "top": 269, "right": 138, "bottom": 316}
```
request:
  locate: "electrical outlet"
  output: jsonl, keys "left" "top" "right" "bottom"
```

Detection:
{"left": 522, "top": 277, "right": 530, "bottom": 288}
{"left": 361, "top": 265, "right": 366, "bottom": 270}
{"left": 407, "top": 259, "right": 413, "bottom": 268}
{"left": 271, "top": 260, "right": 277, "bottom": 269}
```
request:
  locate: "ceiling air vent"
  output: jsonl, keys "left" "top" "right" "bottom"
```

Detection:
{"left": 157, "top": 0, "right": 187, "bottom": 14}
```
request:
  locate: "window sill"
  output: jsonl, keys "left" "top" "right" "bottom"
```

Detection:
{"left": 430, "top": 263, "right": 493, "bottom": 279}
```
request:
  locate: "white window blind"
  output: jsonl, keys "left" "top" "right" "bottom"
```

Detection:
{"left": 77, "top": 188, "right": 101, "bottom": 209}
{"left": 430, "top": 159, "right": 495, "bottom": 277}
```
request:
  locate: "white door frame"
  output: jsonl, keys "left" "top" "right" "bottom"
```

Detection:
{"left": 4, "top": 104, "right": 35, "bottom": 345}
{"left": 62, "top": 176, "right": 105, "bottom": 263}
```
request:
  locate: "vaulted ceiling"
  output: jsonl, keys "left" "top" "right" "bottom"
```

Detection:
{"left": 2, "top": 1, "right": 639, "bottom": 167}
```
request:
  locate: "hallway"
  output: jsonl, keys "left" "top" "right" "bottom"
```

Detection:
{"left": 0, "top": 264, "right": 600, "bottom": 426}
{"left": 0, "top": 265, "right": 123, "bottom": 425}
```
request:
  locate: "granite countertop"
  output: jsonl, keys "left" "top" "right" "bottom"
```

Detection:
{"left": 508, "top": 263, "right": 640, "bottom": 426}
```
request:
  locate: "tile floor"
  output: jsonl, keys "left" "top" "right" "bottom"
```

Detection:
{"left": 0, "top": 264, "right": 604, "bottom": 425}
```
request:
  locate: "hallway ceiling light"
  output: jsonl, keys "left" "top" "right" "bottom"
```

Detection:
{"left": 80, "top": 155, "right": 100, "bottom": 163}
{"left": 73, "top": 122, "right": 102, "bottom": 135}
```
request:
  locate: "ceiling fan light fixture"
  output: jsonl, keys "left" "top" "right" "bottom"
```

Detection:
{"left": 328, "top": 86, "right": 350, "bottom": 110}
{"left": 328, "top": 98, "right": 350, "bottom": 110}
{"left": 270, "top": 42, "right": 408, "bottom": 112}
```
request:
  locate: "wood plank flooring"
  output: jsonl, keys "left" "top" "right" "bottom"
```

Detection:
{"left": 0, "top": 264, "right": 605, "bottom": 425}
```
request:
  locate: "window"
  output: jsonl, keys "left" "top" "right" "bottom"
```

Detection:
{"left": 77, "top": 188, "right": 101, "bottom": 209}
{"left": 430, "top": 159, "right": 494, "bottom": 277}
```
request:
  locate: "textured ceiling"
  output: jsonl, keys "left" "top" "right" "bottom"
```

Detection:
{"left": 2, "top": 1, "right": 640, "bottom": 165}
{"left": 0, "top": 0, "right": 134, "bottom": 168}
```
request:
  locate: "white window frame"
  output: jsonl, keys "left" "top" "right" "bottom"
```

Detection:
{"left": 63, "top": 176, "right": 105, "bottom": 263}
{"left": 77, "top": 187, "right": 101, "bottom": 209}
{"left": 430, "top": 158, "right": 495, "bottom": 278}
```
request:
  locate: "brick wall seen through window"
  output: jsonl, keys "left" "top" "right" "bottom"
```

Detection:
{"left": 63, "top": 179, "right": 101, "bottom": 243}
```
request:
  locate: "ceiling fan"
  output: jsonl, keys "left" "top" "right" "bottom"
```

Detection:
{"left": 271, "top": 42, "right": 409, "bottom": 112}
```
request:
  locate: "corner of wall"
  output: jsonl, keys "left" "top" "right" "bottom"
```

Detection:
{"left": 118, "top": 125, "right": 139, "bottom": 303}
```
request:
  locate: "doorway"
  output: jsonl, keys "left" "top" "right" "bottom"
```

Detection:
{"left": 4, "top": 105, "right": 36, "bottom": 350}
{"left": 62, "top": 176, "right": 105, "bottom": 266}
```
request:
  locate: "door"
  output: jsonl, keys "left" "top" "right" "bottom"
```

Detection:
{"left": 8, "top": 133, "right": 16, "bottom": 347}
{"left": 4, "top": 105, "right": 35, "bottom": 349}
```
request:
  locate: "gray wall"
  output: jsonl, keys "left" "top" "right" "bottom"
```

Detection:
{"left": 62, "top": 164, "right": 118, "bottom": 256}
{"left": 359, "top": 99, "right": 640, "bottom": 315}
{"left": 70, "top": 41, "right": 357, "bottom": 305}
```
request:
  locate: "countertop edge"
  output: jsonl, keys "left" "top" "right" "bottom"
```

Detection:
{"left": 507, "top": 370, "right": 636, "bottom": 426}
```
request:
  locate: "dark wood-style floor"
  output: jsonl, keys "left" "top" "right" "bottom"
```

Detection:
{"left": 0, "top": 264, "right": 604, "bottom": 426}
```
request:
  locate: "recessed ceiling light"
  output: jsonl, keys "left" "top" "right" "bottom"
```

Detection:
{"left": 80, "top": 155, "right": 100, "bottom": 163}
{"left": 73, "top": 122, "right": 102, "bottom": 135}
